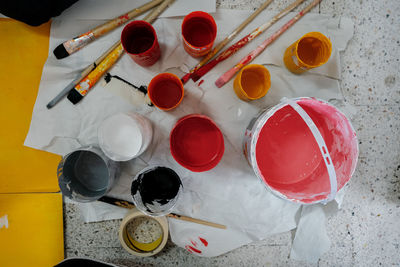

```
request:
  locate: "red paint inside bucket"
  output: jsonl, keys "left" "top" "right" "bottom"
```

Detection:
{"left": 148, "top": 73, "right": 184, "bottom": 110}
{"left": 255, "top": 98, "right": 358, "bottom": 203}
{"left": 182, "top": 11, "right": 217, "bottom": 57}
{"left": 170, "top": 115, "right": 224, "bottom": 172}
{"left": 183, "top": 18, "right": 215, "bottom": 47}
{"left": 121, "top": 20, "right": 160, "bottom": 66}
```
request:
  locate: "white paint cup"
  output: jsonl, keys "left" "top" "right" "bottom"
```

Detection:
{"left": 98, "top": 112, "right": 153, "bottom": 161}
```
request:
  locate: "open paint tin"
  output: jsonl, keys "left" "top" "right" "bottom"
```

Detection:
{"left": 244, "top": 97, "right": 358, "bottom": 204}
{"left": 57, "top": 146, "right": 119, "bottom": 202}
{"left": 119, "top": 208, "right": 168, "bottom": 257}
{"left": 98, "top": 112, "right": 153, "bottom": 161}
{"left": 170, "top": 114, "right": 225, "bottom": 172}
{"left": 131, "top": 166, "right": 183, "bottom": 216}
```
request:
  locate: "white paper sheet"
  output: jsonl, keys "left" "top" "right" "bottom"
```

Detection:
{"left": 24, "top": 2, "right": 354, "bottom": 262}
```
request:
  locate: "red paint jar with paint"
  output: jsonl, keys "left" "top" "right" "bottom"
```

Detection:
{"left": 121, "top": 20, "right": 161, "bottom": 67}
{"left": 244, "top": 97, "right": 359, "bottom": 204}
{"left": 181, "top": 11, "right": 217, "bottom": 57}
{"left": 170, "top": 114, "right": 224, "bottom": 172}
{"left": 148, "top": 73, "right": 184, "bottom": 110}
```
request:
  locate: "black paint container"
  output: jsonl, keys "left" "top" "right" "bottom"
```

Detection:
{"left": 131, "top": 166, "right": 182, "bottom": 216}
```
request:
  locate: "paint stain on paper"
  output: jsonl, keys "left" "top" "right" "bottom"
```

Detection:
{"left": 185, "top": 237, "right": 208, "bottom": 254}
{"left": 0, "top": 215, "right": 9, "bottom": 229}
{"left": 104, "top": 73, "right": 152, "bottom": 106}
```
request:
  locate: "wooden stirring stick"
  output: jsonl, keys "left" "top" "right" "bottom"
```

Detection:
{"left": 180, "top": 0, "right": 274, "bottom": 84}
{"left": 98, "top": 196, "right": 227, "bottom": 230}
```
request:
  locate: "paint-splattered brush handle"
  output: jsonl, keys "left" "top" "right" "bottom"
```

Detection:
{"left": 190, "top": 0, "right": 306, "bottom": 82}
{"left": 215, "top": 0, "right": 321, "bottom": 88}
{"left": 68, "top": 43, "right": 125, "bottom": 103}
{"left": 181, "top": 0, "right": 274, "bottom": 84}
{"left": 59, "top": 0, "right": 163, "bottom": 56}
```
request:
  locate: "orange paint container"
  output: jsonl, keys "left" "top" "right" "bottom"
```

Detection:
{"left": 233, "top": 64, "right": 270, "bottom": 101}
{"left": 283, "top": 32, "right": 332, "bottom": 74}
{"left": 148, "top": 73, "right": 184, "bottom": 111}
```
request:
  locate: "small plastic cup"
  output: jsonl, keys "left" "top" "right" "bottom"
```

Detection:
{"left": 98, "top": 112, "right": 153, "bottom": 161}
{"left": 131, "top": 166, "right": 183, "bottom": 216}
{"left": 148, "top": 73, "right": 184, "bottom": 110}
{"left": 170, "top": 114, "right": 225, "bottom": 172}
{"left": 181, "top": 11, "right": 217, "bottom": 57}
{"left": 121, "top": 20, "right": 161, "bottom": 67}
{"left": 283, "top": 32, "right": 332, "bottom": 74}
{"left": 233, "top": 64, "right": 271, "bottom": 101}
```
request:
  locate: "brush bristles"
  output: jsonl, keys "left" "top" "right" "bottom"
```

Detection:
{"left": 67, "top": 89, "right": 83, "bottom": 104}
{"left": 53, "top": 43, "right": 70, "bottom": 59}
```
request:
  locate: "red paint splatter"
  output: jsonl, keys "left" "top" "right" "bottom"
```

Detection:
{"left": 188, "top": 245, "right": 202, "bottom": 254}
{"left": 199, "top": 237, "right": 208, "bottom": 247}
{"left": 191, "top": 240, "right": 197, "bottom": 246}
{"left": 198, "top": 80, "right": 204, "bottom": 86}
{"left": 185, "top": 245, "right": 193, "bottom": 253}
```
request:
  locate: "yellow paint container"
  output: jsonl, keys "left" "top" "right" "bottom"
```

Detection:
{"left": 119, "top": 208, "right": 168, "bottom": 257}
{"left": 283, "top": 32, "right": 332, "bottom": 74}
{"left": 233, "top": 64, "right": 271, "bottom": 101}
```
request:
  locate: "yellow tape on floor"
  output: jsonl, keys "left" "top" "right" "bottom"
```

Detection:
{"left": 0, "top": 193, "right": 64, "bottom": 266}
{"left": 0, "top": 19, "right": 60, "bottom": 193}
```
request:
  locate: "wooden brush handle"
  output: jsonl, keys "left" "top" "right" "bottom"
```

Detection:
{"left": 92, "top": 0, "right": 164, "bottom": 37}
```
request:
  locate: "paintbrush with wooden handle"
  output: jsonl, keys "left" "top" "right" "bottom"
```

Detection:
{"left": 53, "top": 0, "right": 163, "bottom": 59}
{"left": 215, "top": 0, "right": 321, "bottom": 88}
{"left": 190, "top": 0, "right": 305, "bottom": 82}
{"left": 99, "top": 196, "right": 227, "bottom": 230}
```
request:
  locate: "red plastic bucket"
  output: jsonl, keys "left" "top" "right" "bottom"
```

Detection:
{"left": 170, "top": 114, "right": 224, "bottom": 172}
{"left": 121, "top": 20, "right": 161, "bottom": 67}
{"left": 244, "top": 97, "right": 358, "bottom": 204}
{"left": 181, "top": 11, "right": 217, "bottom": 57}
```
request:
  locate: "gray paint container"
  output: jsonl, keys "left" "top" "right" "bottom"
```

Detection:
{"left": 57, "top": 146, "right": 119, "bottom": 202}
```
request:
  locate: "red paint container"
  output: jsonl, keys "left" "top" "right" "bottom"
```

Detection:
{"left": 181, "top": 11, "right": 217, "bottom": 57}
{"left": 170, "top": 114, "right": 224, "bottom": 172}
{"left": 244, "top": 98, "right": 359, "bottom": 204}
{"left": 121, "top": 20, "right": 161, "bottom": 67}
{"left": 148, "top": 73, "right": 184, "bottom": 110}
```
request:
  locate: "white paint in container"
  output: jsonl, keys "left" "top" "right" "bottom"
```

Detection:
{"left": 98, "top": 112, "right": 153, "bottom": 161}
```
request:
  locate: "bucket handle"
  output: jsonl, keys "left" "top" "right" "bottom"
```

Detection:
{"left": 283, "top": 98, "right": 337, "bottom": 204}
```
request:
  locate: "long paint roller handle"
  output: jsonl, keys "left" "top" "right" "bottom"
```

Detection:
{"left": 215, "top": 0, "right": 321, "bottom": 88}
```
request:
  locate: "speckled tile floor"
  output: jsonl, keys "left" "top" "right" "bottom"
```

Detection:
{"left": 64, "top": 0, "right": 400, "bottom": 266}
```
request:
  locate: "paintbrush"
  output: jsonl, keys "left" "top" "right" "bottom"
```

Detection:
{"left": 53, "top": 0, "right": 163, "bottom": 59}
{"left": 180, "top": 0, "right": 274, "bottom": 84}
{"left": 47, "top": 42, "right": 121, "bottom": 109}
{"left": 98, "top": 196, "right": 227, "bottom": 230}
{"left": 67, "top": 0, "right": 175, "bottom": 105}
{"left": 215, "top": 0, "right": 321, "bottom": 88}
{"left": 190, "top": 0, "right": 305, "bottom": 82}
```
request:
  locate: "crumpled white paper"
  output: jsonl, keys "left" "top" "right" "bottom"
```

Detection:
{"left": 24, "top": 1, "right": 354, "bottom": 262}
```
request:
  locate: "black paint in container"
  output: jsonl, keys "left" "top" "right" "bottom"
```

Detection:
{"left": 131, "top": 166, "right": 182, "bottom": 216}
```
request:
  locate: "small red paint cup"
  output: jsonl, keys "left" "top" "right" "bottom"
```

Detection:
{"left": 170, "top": 114, "right": 225, "bottom": 172}
{"left": 148, "top": 73, "right": 184, "bottom": 110}
{"left": 121, "top": 20, "right": 161, "bottom": 67}
{"left": 181, "top": 11, "right": 217, "bottom": 58}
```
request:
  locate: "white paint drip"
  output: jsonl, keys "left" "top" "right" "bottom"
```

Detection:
{"left": 0, "top": 214, "right": 9, "bottom": 229}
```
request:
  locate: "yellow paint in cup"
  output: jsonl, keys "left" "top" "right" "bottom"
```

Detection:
{"left": 283, "top": 32, "right": 332, "bottom": 74}
{"left": 233, "top": 64, "right": 271, "bottom": 101}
